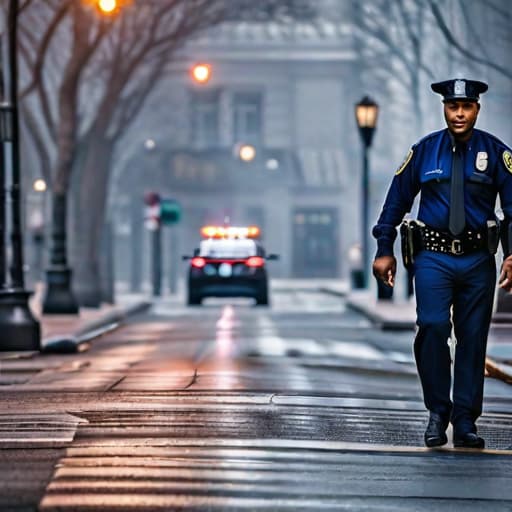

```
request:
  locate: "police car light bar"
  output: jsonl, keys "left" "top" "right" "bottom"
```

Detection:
{"left": 200, "top": 225, "right": 260, "bottom": 239}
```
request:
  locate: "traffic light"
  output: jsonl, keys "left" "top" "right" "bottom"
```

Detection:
{"left": 143, "top": 192, "right": 161, "bottom": 230}
{"left": 160, "top": 199, "right": 181, "bottom": 225}
{"left": 144, "top": 191, "right": 160, "bottom": 207}
{"left": 143, "top": 193, "right": 181, "bottom": 227}
{"left": 190, "top": 63, "right": 211, "bottom": 84}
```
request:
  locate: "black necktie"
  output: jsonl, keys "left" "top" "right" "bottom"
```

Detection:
{"left": 449, "top": 143, "right": 465, "bottom": 236}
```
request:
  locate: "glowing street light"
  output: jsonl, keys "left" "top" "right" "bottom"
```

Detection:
{"left": 144, "top": 138, "right": 156, "bottom": 151}
{"left": 355, "top": 95, "right": 379, "bottom": 146}
{"left": 33, "top": 179, "right": 47, "bottom": 193}
{"left": 266, "top": 158, "right": 279, "bottom": 171}
{"left": 191, "top": 63, "right": 212, "bottom": 84}
{"left": 97, "top": 0, "right": 117, "bottom": 13}
{"left": 238, "top": 144, "right": 256, "bottom": 162}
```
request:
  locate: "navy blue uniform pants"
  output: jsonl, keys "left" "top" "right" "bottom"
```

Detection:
{"left": 413, "top": 250, "right": 496, "bottom": 431}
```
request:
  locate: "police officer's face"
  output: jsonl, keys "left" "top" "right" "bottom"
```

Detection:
{"left": 443, "top": 100, "right": 480, "bottom": 141}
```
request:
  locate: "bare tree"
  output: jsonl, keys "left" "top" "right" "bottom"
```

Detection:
{"left": 345, "top": 0, "right": 511, "bottom": 158}
{"left": 17, "top": 0, "right": 112, "bottom": 312}
{"left": 428, "top": 0, "right": 512, "bottom": 80}
{"left": 348, "top": 0, "right": 436, "bottom": 140}
{"left": 17, "top": 0, "right": 314, "bottom": 309}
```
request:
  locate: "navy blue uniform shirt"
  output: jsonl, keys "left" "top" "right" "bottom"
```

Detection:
{"left": 373, "top": 128, "right": 512, "bottom": 258}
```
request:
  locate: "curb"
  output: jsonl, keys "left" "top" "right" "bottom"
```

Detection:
{"left": 344, "top": 297, "right": 512, "bottom": 385}
{"left": 74, "top": 300, "right": 152, "bottom": 341}
{"left": 485, "top": 358, "right": 512, "bottom": 385}
{"left": 492, "top": 312, "right": 512, "bottom": 324}
{"left": 41, "top": 300, "right": 152, "bottom": 354}
{"left": 318, "top": 287, "right": 347, "bottom": 298}
{"left": 345, "top": 299, "right": 416, "bottom": 331}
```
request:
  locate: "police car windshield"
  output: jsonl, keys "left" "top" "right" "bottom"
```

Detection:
{"left": 198, "top": 239, "right": 257, "bottom": 258}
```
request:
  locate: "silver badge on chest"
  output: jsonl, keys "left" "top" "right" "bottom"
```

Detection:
{"left": 475, "top": 151, "right": 488, "bottom": 171}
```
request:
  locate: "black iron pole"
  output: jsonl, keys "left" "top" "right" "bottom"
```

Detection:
{"left": 169, "top": 226, "right": 178, "bottom": 294}
{"left": 8, "top": 0, "right": 24, "bottom": 288}
{"left": 130, "top": 201, "right": 142, "bottom": 292}
{"left": 358, "top": 124, "right": 374, "bottom": 289}
{"left": 40, "top": 13, "right": 78, "bottom": 314}
{"left": 0, "top": 137, "right": 5, "bottom": 291}
{"left": 0, "top": 49, "right": 6, "bottom": 290}
{"left": 361, "top": 143, "right": 369, "bottom": 289}
{"left": 42, "top": 191, "right": 79, "bottom": 314}
{"left": 0, "top": 0, "right": 40, "bottom": 351}
{"left": 359, "top": 121, "right": 392, "bottom": 299}
{"left": 151, "top": 224, "right": 162, "bottom": 297}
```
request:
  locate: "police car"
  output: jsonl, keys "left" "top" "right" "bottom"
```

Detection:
{"left": 183, "top": 225, "right": 278, "bottom": 306}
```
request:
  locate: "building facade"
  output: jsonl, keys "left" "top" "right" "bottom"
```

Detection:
{"left": 118, "top": 20, "right": 365, "bottom": 286}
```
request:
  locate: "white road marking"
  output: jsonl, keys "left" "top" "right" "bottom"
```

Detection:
{"left": 325, "top": 340, "right": 384, "bottom": 360}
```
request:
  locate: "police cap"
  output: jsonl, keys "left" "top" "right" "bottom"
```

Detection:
{"left": 431, "top": 78, "right": 488, "bottom": 102}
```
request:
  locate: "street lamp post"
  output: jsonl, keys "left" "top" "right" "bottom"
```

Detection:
{"left": 144, "top": 191, "right": 162, "bottom": 297}
{"left": 29, "top": 179, "right": 47, "bottom": 284}
{"left": 354, "top": 95, "right": 379, "bottom": 291}
{"left": 0, "top": 0, "right": 41, "bottom": 350}
{"left": 42, "top": 0, "right": 121, "bottom": 314}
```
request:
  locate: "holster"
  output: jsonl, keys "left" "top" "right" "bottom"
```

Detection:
{"left": 399, "top": 219, "right": 424, "bottom": 270}
{"left": 499, "top": 219, "right": 512, "bottom": 257}
{"left": 486, "top": 219, "right": 499, "bottom": 255}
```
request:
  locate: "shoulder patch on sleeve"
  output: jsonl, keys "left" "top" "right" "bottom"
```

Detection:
{"left": 503, "top": 150, "right": 512, "bottom": 174}
{"left": 395, "top": 148, "right": 413, "bottom": 176}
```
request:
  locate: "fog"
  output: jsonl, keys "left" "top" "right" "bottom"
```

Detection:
{"left": 3, "top": 0, "right": 511, "bottom": 302}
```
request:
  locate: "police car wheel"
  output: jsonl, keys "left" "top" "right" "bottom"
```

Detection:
{"left": 255, "top": 292, "right": 269, "bottom": 306}
{"left": 187, "top": 292, "right": 202, "bottom": 306}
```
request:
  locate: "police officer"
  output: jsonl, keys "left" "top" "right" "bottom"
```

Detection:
{"left": 372, "top": 78, "right": 512, "bottom": 449}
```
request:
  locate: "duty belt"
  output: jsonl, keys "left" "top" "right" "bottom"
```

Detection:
{"left": 418, "top": 224, "right": 487, "bottom": 256}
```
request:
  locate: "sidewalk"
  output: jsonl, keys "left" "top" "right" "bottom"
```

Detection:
{"left": 4, "top": 281, "right": 510, "bottom": 385}
{"left": 341, "top": 287, "right": 512, "bottom": 385}
{"left": 345, "top": 290, "right": 416, "bottom": 330}
{"left": 0, "top": 287, "right": 152, "bottom": 357}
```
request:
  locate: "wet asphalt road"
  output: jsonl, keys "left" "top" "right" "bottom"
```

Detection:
{"left": 2, "top": 289, "right": 512, "bottom": 511}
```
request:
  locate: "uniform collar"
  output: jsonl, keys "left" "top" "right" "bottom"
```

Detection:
{"left": 447, "top": 129, "right": 474, "bottom": 151}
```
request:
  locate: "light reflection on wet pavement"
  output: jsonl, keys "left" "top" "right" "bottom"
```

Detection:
{"left": 4, "top": 289, "right": 512, "bottom": 510}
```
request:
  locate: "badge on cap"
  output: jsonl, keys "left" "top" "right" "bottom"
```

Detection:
{"left": 503, "top": 150, "right": 512, "bottom": 174}
{"left": 454, "top": 80, "right": 466, "bottom": 96}
{"left": 395, "top": 148, "right": 413, "bottom": 175}
{"left": 475, "top": 152, "right": 488, "bottom": 172}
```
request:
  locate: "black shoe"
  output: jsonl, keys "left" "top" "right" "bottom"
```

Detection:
{"left": 453, "top": 432, "right": 485, "bottom": 449}
{"left": 424, "top": 413, "right": 448, "bottom": 447}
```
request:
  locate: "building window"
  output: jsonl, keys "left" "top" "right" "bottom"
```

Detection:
{"left": 233, "top": 92, "right": 262, "bottom": 145}
{"left": 292, "top": 207, "right": 339, "bottom": 277}
{"left": 245, "top": 206, "right": 265, "bottom": 240}
{"left": 191, "top": 89, "right": 219, "bottom": 148}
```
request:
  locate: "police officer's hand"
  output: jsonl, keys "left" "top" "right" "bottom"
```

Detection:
{"left": 372, "top": 256, "right": 396, "bottom": 288}
{"left": 499, "top": 255, "right": 512, "bottom": 292}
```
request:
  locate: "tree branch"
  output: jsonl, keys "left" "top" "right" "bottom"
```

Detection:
{"left": 429, "top": 0, "right": 512, "bottom": 79}
{"left": 20, "top": 1, "right": 72, "bottom": 98}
